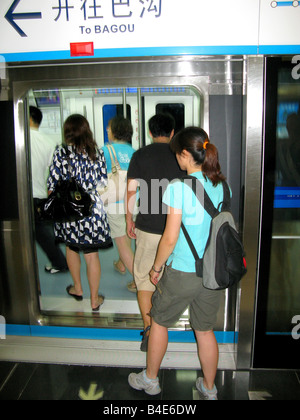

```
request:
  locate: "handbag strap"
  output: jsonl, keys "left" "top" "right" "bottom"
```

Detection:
{"left": 107, "top": 144, "right": 121, "bottom": 174}
{"left": 63, "top": 146, "right": 73, "bottom": 179}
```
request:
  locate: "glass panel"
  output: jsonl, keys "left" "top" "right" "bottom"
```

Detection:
{"left": 28, "top": 86, "right": 203, "bottom": 326}
{"left": 255, "top": 58, "right": 300, "bottom": 368}
{"left": 268, "top": 63, "right": 300, "bottom": 334}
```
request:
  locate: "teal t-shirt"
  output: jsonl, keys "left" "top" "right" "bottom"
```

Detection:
{"left": 102, "top": 142, "right": 135, "bottom": 204}
{"left": 163, "top": 172, "right": 225, "bottom": 273}
{"left": 102, "top": 142, "right": 135, "bottom": 173}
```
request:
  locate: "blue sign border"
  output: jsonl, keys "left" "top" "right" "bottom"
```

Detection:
{"left": 2, "top": 45, "right": 300, "bottom": 62}
{"left": 1, "top": 45, "right": 257, "bottom": 62}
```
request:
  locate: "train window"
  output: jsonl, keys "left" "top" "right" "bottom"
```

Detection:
{"left": 28, "top": 85, "right": 202, "bottom": 323}
{"left": 156, "top": 103, "right": 185, "bottom": 135}
{"left": 103, "top": 104, "right": 132, "bottom": 144}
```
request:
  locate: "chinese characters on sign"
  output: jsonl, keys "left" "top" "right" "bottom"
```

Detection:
{"left": 53, "top": 0, "right": 162, "bottom": 22}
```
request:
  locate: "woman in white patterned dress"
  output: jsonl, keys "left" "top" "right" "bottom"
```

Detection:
{"left": 48, "top": 114, "right": 112, "bottom": 311}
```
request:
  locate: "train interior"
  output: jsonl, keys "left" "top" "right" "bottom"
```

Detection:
{"left": 30, "top": 86, "right": 202, "bottom": 319}
{"left": 29, "top": 84, "right": 241, "bottom": 370}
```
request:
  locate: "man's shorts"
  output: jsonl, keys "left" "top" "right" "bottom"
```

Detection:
{"left": 134, "top": 229, "right": 162, "bottom": 292}
{"left": 151, "top": 265, "right": 222, "bottom": 331}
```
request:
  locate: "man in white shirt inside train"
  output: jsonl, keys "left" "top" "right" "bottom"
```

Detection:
{"left": 30, "top": 106, "right": 68, "bottom": 274}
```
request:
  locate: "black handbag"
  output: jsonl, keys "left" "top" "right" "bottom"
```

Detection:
{"left": 39, "top": 149, "right": 94, "bottom": 223}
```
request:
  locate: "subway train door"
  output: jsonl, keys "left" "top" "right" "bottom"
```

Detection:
{"left": 0, "top": 58, "right": 248, "bottom": 369}
{"left": 25, "top": 82, "right": 204, "bottom": 322}
{"left": 254, "top": 57, "right": 300, "bottom": 368}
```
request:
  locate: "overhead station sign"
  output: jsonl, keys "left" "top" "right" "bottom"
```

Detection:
{"left": 0, "top": 0, "right": 300, "bottom": 62}
{"left": 260, "top": 0, "right": 300, "bottom": 53}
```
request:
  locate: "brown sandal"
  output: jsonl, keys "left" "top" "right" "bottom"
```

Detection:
{"left": 113, "top": 261, "right": 126, "bottom": 275}
{"left": 92, "top": 295, "right": 105, "bottom": 312}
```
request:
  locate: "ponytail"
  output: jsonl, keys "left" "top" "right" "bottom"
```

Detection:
{"left": 170, "top": 127, "right": 225, "bottom": 186}
{"left": 202, "top": 142, "right": 225, "bottom": 186}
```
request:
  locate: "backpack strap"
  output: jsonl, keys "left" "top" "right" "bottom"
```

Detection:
{"left": 180, "top": 176, "right": 208, "bottom": 262}
{"left": 221, "top": 181, "right": 231, "bottom": 212}
{"left": 181, "top": 222, "right": 201, "bottom": 261}
{"left": 181, "top": 176, "right": 231, "bottom": 216}
{"left": 181, "top": 175, "right": 218, "bottom": 219}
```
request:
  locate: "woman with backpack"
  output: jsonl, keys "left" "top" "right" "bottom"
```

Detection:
{"left": 128, "top": 127, "right": 226, "bottom": 400}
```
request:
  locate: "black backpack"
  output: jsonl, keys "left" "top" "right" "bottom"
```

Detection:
{"left": 181, "top": 176, "right": 247, "bottom": 290}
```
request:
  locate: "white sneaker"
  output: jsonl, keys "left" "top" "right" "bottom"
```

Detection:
{"left": 45, "top": 266, "right": 61, "bottom": 274}
{"left": 196, "top": 378, "right": 218, "bottom": 400}
{"left": 128, "top": 370, "right": 161, "bottom": 396}
{"left": 45, "top": 266, "right": 68, "bottom": 274}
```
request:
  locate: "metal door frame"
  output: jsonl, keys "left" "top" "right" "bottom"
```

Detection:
{"left": 236, "top": 56, "right": 265, "bottom": 369}
{"left": 11, "top": 58, "right": 211, "bottom": 330}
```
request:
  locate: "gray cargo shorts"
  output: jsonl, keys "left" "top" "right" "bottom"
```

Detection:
{"left": 150, "top": 265, "right": 222, "bottom": 331}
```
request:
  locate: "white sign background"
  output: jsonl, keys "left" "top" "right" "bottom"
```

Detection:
{"left": 0, "top": 0, "right": 299, "bottom": 61}
{"left": 260, "top": 0, "right": 300, "bottom": 49}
